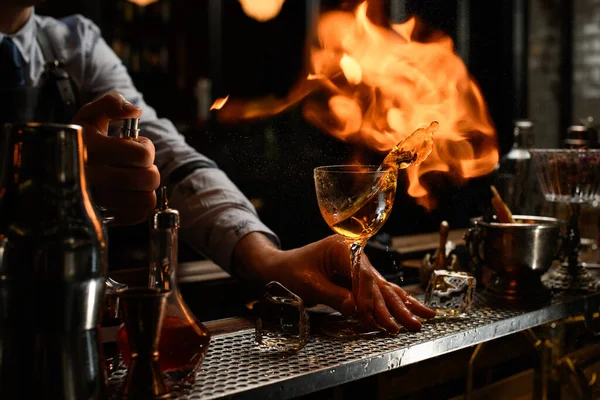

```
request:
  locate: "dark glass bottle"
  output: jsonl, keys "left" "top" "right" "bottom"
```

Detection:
{"left": 0, "top": 123, "right": 107, "bottom": 399}
{"left": 495, "top": 119, "right": 542, "bottom": 216}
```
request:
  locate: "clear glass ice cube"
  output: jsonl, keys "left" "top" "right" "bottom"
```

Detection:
{"left": 424, "top": 270, "right": 476, "bottom": 317}
{"left": 255, "top": 281, "right": 309, "bottom": 352}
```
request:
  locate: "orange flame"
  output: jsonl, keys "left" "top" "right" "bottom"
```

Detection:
{"left": 210, "top": 95, "right": 229, "bottom": 111}
{"left": 213, "top": 1, "right": 499, "bottom": 209}
{"left": 238, "top": 0, "right": 286, "bottom": 22}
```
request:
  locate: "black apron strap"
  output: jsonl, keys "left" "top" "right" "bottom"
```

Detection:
{"left": 34, "top": 22, "right": 79, "bottom": 123}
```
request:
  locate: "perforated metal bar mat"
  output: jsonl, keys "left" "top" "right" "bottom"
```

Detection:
{"left": 108, "top": 292, "right": 600, "bottom": 399}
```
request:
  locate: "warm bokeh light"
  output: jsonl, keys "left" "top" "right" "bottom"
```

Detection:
{"left": 126, "top": 0, "right": 159, "bottom": 7}
{"left": 238, "top": 0, "right": 286, "bottom": 22}
{"left": 213, "top": 1, "right": 499, "bottom": 209}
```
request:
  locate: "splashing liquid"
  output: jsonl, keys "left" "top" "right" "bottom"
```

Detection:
{"left": 332, "top": 121, "right": 438, "bottom": 236}
{"left": 380, "top": 121, "right": 438, "bottom": 171}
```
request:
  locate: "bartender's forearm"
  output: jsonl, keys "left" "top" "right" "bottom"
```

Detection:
{"left": 231, "top": 232, "right": 282, "bottom": 284}
{"left": 170, "top": 168, "right": 280, "bottom": 271}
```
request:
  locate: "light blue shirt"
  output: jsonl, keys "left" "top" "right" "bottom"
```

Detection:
{"left": 0, "top": 10, "right": 278, "bottom": 271}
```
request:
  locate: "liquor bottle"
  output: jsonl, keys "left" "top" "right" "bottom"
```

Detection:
{"left": 117, "top": 187, "right": 211, "bottom": 386}
{"left": 0, "top": 123, "right": 107, "bottom": 399}
{"left": 494, "top": 119, "right": 542, "bottom": 216}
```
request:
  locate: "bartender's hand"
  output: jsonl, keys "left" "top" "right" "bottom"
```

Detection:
{"left": 72, "top": 93, "right": 160, "bottom": 225}
{"left": 233, "top": 233, "right": 436, "bottom": 334}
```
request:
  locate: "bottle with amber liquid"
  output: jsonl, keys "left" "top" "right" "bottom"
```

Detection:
{"left": 117, "top": 187, "right": 211, "bottom": 385}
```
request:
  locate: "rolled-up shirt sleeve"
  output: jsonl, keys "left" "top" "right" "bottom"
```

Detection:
{"left": 79, "top": 18, "right": 279, "bottom": 271}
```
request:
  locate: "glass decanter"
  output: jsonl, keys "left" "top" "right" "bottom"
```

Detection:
{"left": 117, "top": 187, "right": 211, "bottom": 385}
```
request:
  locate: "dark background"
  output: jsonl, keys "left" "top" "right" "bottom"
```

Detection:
{"left": 34, "top": 0, "right": 576, "bottom": 263}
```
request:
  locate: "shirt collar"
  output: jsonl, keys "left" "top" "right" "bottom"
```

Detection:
{"left": 0, "top": 8, "right": 37, "bottom": 64}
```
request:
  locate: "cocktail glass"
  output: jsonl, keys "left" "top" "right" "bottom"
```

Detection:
{"left": 314, "top": 164, "right": 398, "bottom": 338}
{"left": 530, "top": 149, "right": 600, "bottom": 292}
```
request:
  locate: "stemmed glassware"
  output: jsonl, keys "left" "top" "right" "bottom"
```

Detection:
{"left": 312, "top": 122, "right": 437, "bottom": 338}
{"left": 530, "top": 149, "right": 600, "bottom": 292}
{"left": 314, "top": 164, "right": 398, "bottom": 338}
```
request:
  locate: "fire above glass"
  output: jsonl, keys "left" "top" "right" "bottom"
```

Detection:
{"left": 212, "top": 1, "right": 499, "bottom": 210}
{"left": 530, "top": 149, "right": 600, "bottom": 292}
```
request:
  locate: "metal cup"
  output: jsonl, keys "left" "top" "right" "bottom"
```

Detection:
{"left": 465, "top": 215, "right": 564, "bottom": 304}
{"left": 120, "top": 287, "right": 173, "bottom": 400}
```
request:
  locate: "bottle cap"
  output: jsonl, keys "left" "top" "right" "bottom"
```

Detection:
{"left": 564, "top": 124, "right": 598, "bottom": 149}
{"left": 120, "top": 118, "right": 140, "bottom": 140}
{"left": 150, "top": 186, "right": 180, "bottom": 230}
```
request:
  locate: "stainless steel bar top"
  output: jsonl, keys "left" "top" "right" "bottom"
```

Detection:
{"left": 108, "top": 292, "right": 600, "bottom": 399}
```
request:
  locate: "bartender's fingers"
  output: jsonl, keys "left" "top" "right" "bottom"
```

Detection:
{"left": 311, "top": 280, "right": 356, "bottom": 317}
{"left": 379, "top": 284, "right": 422, "bottom": 332}
{"left": 393, "top": 287, "right": 436, "bottom": 319}
{"left": 371, "top": 286, "right": 401, "bottom": 334}
{"left": 369, "top": 263, "right": 436, "bottom": 319}
{"left": 73, "top": 93, "right": 141, "bottom": 134}
{"left": 87, "top": 164, "right": 160, "bottom": 191}
{"left": 93, "top": 190, "right": 157, "bottom": 226}
{"left": 85, "top": 130, "right": 155, "bottom": 168}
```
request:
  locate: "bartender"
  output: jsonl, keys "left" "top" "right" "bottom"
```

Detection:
{"left": 0, "top": 1, "right": 435, "bottom": 333}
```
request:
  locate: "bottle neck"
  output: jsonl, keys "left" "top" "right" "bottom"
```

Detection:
{"left": 149, "top": 227, "right": 179, "bottom": 291}
{"left": 513, "top": 130, "right": 534, "bottom": 149}
{"left": 511, "top": 120, "right": 535, "bottom": 150}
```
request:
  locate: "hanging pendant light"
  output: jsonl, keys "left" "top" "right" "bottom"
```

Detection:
{"left": 238, "top": 0, "right": 286, "bottom": 22}
{"left": 127, "top": 0, "right": 159, "bottom": 7}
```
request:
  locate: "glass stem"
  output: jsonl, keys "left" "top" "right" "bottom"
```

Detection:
{"left": 565, "top": 203, "right": 582, "bottom": 270}
{"left": 349, "top": 240, "right": 366, "bottom": 301}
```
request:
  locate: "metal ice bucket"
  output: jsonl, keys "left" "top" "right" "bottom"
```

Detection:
{"left": 465, "top": 215, "right": 564, "bottom": 303}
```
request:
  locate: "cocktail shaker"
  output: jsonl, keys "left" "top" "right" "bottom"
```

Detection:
{"left": 0, "top": 123, "right": 107, "bottom": 399}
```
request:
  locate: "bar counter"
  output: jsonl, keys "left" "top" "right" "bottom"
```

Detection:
{"left": 108, "top": 276, "right": 600, "bottom": 399}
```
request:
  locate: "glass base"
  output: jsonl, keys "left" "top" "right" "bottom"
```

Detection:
{"left": 164, "top": 368, "right": 197, "bottom": 389}
{"left": 320, "top": 316, "right": 381, "bottom": 340}
{"left": 542, "top": 263, "right": 599, "bottom": 292}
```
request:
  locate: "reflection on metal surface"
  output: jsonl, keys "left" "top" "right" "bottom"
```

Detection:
{"left": 466, "top": 342, "right": 486, "bottom": 400}
{"left": 108, "top": 292, "right": 600, "bottom": 399}
{"left": 557, "top": 346, "right": 600, "bottom": 399}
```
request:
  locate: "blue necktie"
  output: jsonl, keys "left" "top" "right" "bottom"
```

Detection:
{"left": 0, "top": 37, "right": 25, "bottom": 89}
